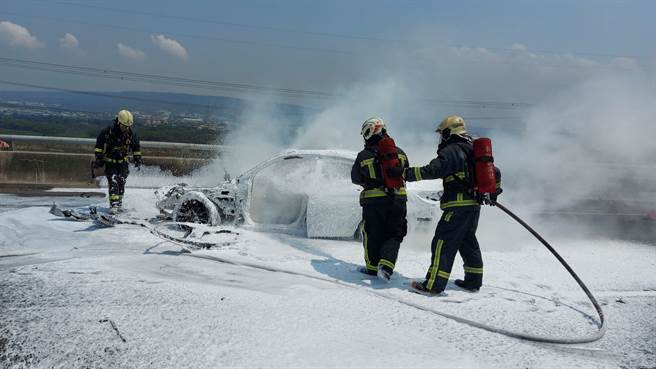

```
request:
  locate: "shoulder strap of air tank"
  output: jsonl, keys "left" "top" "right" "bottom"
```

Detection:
{"left": 452, "top": 142, "right": 476, "bottom": 191}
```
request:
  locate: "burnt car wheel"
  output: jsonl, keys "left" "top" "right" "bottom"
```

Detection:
{"left": 173, "top": 191, "right": 220, "bottom": 225}
{"left": 177, "top": 200, "right": 211, "bottom": 223}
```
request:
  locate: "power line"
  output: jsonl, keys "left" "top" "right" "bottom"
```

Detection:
{"left": 0, "top": 12, "right": 355, "bottom": 56}
{"left": 0, "top": 89, "right": 524, "bottom": 129}
{"left": 10, "top": 0, "right": 644, "bottom": 60}
{"left": 0, "top": 81, "right": 527, "bottom": 125}
{"left": 0, "top": 80, "right": 223, "bottom": 111}
{"left": 44, "top": 0, "right": 399, "bottom": 44}
{"left": 447, "top": 44, "right": 645, "bottom": 61}
{"left": 1, "top": 12, "right": 637, "bottom": 72}
{"left": 0, "top": 101, "right": 105, "bottom": 114}
{"left": 0, "top": 57, "right": 534, "bottom": 109}
{"left": 0, "top": 57, "right": 335, "bottom": 98}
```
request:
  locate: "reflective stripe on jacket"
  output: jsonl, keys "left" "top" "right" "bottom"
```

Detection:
{"left": 404, "top": 137, "right": 479, "bottom": 210}
{"left": 94, "top": 124, "right": 142, "bottom": 163}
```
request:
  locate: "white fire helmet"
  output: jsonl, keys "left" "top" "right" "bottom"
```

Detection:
{"left": 360, "top": 117, "right": 386, "bottom": 140}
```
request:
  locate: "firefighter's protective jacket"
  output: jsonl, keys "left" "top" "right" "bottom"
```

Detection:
{"left": 404, "top": 136, "right": 479, "bottom": 210}
{"left": 351, "top": 137, "right": 409, "bottom": 205}
{"left": 94, "top": 124, "right": 142, "bottom": 164}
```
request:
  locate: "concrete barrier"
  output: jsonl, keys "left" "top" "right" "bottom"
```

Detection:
{"left": 0, "top": 134, "right": 225, "bottom": 187}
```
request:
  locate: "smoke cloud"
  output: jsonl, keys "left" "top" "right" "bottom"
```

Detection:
{"left": 502, "top": 74, "right": 656, "bottom": 207}
{"left": 192, "top": 39, "right": 655, "bottom": 246}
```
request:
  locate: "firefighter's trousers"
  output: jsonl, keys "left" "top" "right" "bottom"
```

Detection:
{"left": 424, "top": 205, "right": 483, "bottom": 292}
{"left": 105, "top": 163, "right": 129, "bottom": 207}
{"left": 361, "top": 198, "right": 407, "bottom": 275}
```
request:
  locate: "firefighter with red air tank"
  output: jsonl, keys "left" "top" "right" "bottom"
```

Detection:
{"left": 403, "top": 115, "right": 502, "bottom": 296}
{"left": 351, "top": 117, "right": 410, "bottom": 283}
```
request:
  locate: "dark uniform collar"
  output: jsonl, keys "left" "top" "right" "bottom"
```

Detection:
{"left": 364, "top": 133, "right": 389, "bottom": 149}
{"left": 438, "top": 134, "right": 472, "bottom": 151}
{"left": 111, "top": 123, "right": 131, "bottom": 138}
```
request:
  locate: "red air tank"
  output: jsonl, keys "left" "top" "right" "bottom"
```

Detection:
{"left": 378, "top": 136, "right": 404, "bottom": 190}
{"left": 473, "top": 138, "right": 496, "bottom": 194}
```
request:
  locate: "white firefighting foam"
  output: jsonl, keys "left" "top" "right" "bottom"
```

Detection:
{"left": 0, "top": 189, "right": 654, "bottom": 368}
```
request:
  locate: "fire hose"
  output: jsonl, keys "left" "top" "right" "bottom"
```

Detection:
{"left": 90, "top": 199, "right": 606, "bottom": 342}
{"left": 180, "top": 200, "right": 607, "bottom": 344}
{"left": 479, "top": 200, "right": 607, "bottom": 343}
{"left": 91, "top": 197, "right": 606, "bottom": 343}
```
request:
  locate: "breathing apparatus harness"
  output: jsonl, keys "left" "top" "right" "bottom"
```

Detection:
{"left": 439, "top": 136, "right": 501, "bottom": 205}
{"left": 99, "top": 122, "right": 134, "bottom": 162}
{"left": 361, "top": 134, "right": 405, "bottom": 197}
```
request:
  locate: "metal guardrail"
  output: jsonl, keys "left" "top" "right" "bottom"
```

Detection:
{"left": 0, "top": 134, "right": 227, "bottom": 187}
{"left": 0, "top": 134, "right": 227, "bottom": 152}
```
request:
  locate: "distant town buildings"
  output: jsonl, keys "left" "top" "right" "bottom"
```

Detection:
{"left": 0, "top": 99, "right": 228, "bottom": 130}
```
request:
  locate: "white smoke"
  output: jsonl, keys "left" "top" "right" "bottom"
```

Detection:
{"left": 477, "top": 71, "right": 656, "bottom": 248}
{"left": 498, "top": 73, "right": 656, "bottom": 211}
{"left": 216, "top": 41, "right": 647, "bottom": 167}
{"left": 219, "top": 97, "right": 299, "bottom": 176}
{"left": 189, "top": 40, "right": 655, "bottom": 246}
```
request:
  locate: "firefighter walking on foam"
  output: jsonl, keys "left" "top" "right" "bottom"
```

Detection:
{"left": 405, "top": 115, "right": 501, "bottom": 296}
{"left": 351, "top": 117, "right": 410, "bottom": 282}
{"left": 93, "top": 109, "right": 143, "bottom": 214}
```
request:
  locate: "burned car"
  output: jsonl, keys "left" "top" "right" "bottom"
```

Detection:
{"left": 155, "top": 149, "right": 442, "bottom": 239}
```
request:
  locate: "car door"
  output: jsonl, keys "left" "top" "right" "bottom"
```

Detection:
{"left": 245, "top": 155, "right": 309, "bottom": 233}
{"left": 242, "top": 152, "right": 361, "bottom": 238}
{"left": 303, "top": 155, "right": 361, "bottom": 238}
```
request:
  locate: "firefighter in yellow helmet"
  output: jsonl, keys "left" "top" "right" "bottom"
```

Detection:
{"left": 404, "top": 115, "right": 498, "bottom": 296}
{"left": 351, "top": 117, "right": 410, "bottom": 282}
{"left": 93, "top": 109, "right": 143, "bottom": 213}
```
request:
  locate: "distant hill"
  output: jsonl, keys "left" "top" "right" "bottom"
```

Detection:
{"left": 0, "top": 90, "right": 314, "bottom": 125}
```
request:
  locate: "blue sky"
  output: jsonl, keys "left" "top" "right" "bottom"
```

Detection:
{"left": 0, "top": 0, "right": 654, "bottom": 105}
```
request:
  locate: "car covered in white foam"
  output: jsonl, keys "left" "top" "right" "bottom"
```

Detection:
{"left": 155, "top": 149, "right": 442, "bottom": 239}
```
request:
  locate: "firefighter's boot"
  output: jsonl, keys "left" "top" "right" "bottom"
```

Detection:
{"left": 409, "top": 280, "right": 445, "bottom": 296}
{"left": 454, "top": 279, "right": 480, "bottom": 292}
{"left": 377, "top": 264, "right": 392, "bottom": 283}
{"left": 109, "top": 202, "right": 122, "bottom": 214}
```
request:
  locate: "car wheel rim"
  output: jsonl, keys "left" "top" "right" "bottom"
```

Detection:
{"left": 178, "top": 199, "right": 210, "bottom": 224}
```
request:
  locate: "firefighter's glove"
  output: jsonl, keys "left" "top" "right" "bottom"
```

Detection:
{"left": 490, "top": 188, "right": 503, "bottom": 205}
{"left": 93, "top": 158, "right": 104, "bottom": 169}
{"left": 386, "top": 165, "right": 404, "bottom": 178}
{"left": 490, "top": 166, "right": 502, "bottom": 205}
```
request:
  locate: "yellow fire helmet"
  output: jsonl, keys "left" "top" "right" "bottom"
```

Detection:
{"left": 436, "top": 115, "right": 467, "bottom": 137}
{"left": 116, "top": 109, "right": 134, "bottom": 126}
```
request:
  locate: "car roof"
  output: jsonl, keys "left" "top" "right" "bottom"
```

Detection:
{"left": 278, "top": 149, "right": 357, "bottom": 160}
{"left": 237, "top": 149, "right": 357, "bottom": 180}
